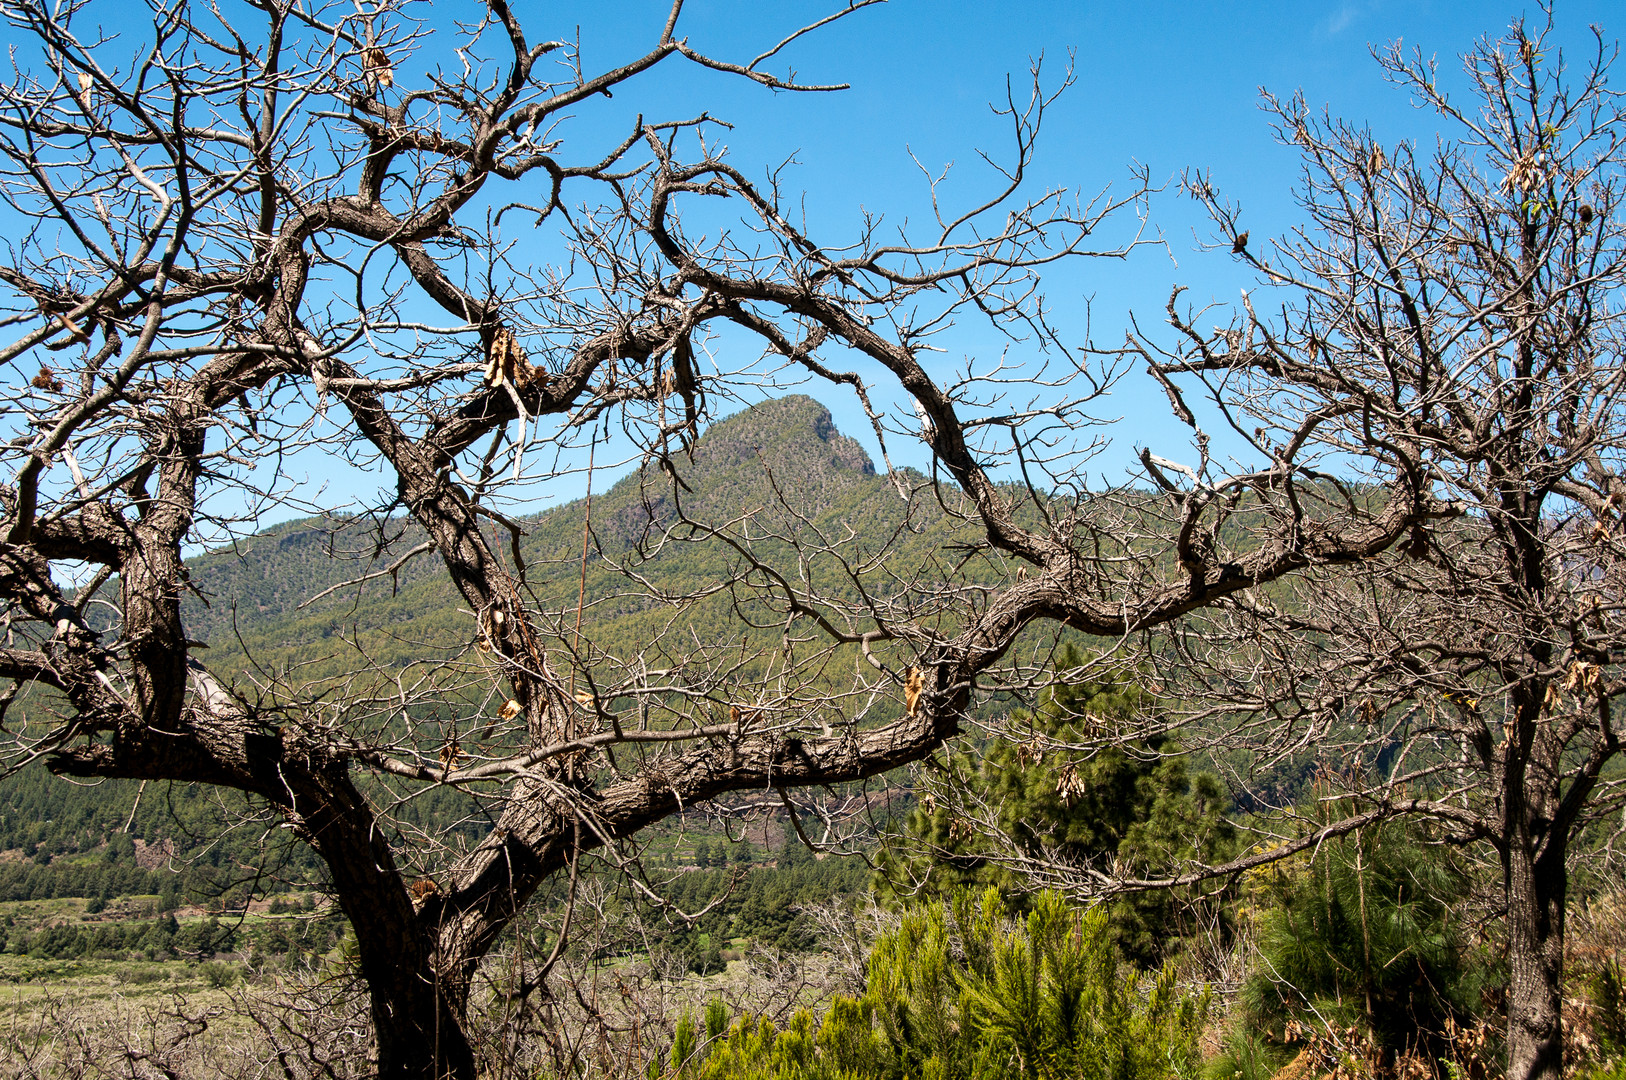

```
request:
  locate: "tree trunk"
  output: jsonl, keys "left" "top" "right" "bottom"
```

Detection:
{"left": 1504, "top": 839, "right": 1567, "bottom": 1080}
{"left": 368, "top": 969, "right": 476, "bottom": 1080}
{"left": 288, "top": 761, "right": 480, "bottom": 1080}
{"left": 326, "top": 859, "right": 479, "bottom": 1080}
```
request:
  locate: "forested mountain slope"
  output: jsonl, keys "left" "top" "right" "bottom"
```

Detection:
{"left": 1, "top": 394, "right": 1369, "bottom": 889}
{"left": 0, "top": 396, "right": 957, "bottom": 892}
{"left": 179, "top": 395, "right": 937, "bottom": 687}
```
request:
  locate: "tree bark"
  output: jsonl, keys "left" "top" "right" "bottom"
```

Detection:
{"left": 1504, "top": 831, "right": 1567, "bottom": 1080}
{"left": 297, "top": 769, "right": 479, "bottom": 1080}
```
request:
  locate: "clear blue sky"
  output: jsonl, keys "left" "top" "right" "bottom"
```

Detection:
{"left": 513, "top": 0, "right": 1620, "bottom": 496}
{"left": 7, "top": 1, "right": 1619, "bottom": 525}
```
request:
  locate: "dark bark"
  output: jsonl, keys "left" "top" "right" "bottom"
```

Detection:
{"left": 46, "top": 667, "right": 478, "bottom": 1080}
{"left": 1504, "top": 839, "right": 1567, "bottom": 1080}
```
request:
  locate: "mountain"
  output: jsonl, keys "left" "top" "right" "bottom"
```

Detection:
{"left": 175, "top": 395, "right": 949, "bottom": 692}
{"left": 0, "top": 393, "right": 1346, "bottom": 901}
{"left": 0, "top": 397, "right": 951, "bottom": 893}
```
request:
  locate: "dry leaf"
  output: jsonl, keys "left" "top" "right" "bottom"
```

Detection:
{"left": 364, "top": 48, "right": 393, "bottom": 88}
{"left": 904, "top": 667, "right": 924, "bottom": 718}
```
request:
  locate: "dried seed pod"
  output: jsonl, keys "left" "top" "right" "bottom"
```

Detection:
{"left": 483, "top": 327, "right": 533, "bottom": 388}
{"left": 1056, "top": 764, "right": 1086, "bottom": 807}
{"left": 31, "top": 366, "right": 62, "bottom": 393}
{"left": 1564, "top": 661, "right": 1602, "bottom": 696}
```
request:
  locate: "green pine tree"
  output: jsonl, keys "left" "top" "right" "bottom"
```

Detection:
{"left": 1228, "top": 810, "right": 1497, "bottom": 1077}
{"left": 879, "top": 646, "right": 1236, "bottom": 967}
{"left": 663, "top": 889, "right": 1207, "bottom": 1080}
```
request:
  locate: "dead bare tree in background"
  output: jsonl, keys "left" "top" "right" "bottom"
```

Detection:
{"left": 0, "top": 0, "right": 1455, "bottom": 1076}
{"left": 923, "top": 16, "right": 1624, "bottom": 1080}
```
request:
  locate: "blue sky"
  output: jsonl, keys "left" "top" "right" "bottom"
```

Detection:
{"left": 6, "top": 1, "right": 1620, "bottom": 528}
{"left": 499, "top": 0, "right": 1620, "bottom": 497}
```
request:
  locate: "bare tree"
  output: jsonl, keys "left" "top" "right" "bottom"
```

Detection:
{"left": 0, "top": 0, "right": 1453, "bottom": 1076}
{"left": 914, "top": 14, "right": 1626, "bottom": 1080}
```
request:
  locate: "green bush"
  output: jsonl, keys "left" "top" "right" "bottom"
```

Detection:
{"left": 197, "top": 960, "right": 239, "bottom": 988}
{"left": 1575, "top": 1061, "right": 1626, "bottom": 1080}
{"left": 1199, "top": 1029, "right": 1277, "bottom": 1080}
{"left": 1233, "top": 817, "right": 1498, "bottom": 1076}
{"left": 669, "top": 1010, "right": 699, "bottom": 1076}
{"left": 665, "top": 889, "right": 1207, "bottom": 1080}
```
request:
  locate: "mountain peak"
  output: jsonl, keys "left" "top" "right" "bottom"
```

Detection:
{"left": 689, "top": 396, "right": 875, "bottom": 479}
{"left": 182, "top": 396, "right": 889, "bottom": 647}
{"left": 596, "top": 396, "right": 881, "bottom": 545}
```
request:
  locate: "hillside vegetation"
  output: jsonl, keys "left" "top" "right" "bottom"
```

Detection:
{"left": 0, "top": 397, "right": 956, "bottom": 902}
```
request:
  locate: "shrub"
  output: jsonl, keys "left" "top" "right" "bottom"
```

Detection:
{"left": 197, "top": 961, "right": 239, "bottom": 989}
{"left": 1234, "top": 817, "right": 1498, "bottom": 1077}
{"left": 665, "top": 889, "right": 1207, "bottom": 1080}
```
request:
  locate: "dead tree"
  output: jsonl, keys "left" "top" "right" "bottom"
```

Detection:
{"left": 901, "top": 15, "right": 1625, "bottom": 1080}
{"left": 0, "top": 0, "right": 1449, "bottom": 1076}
